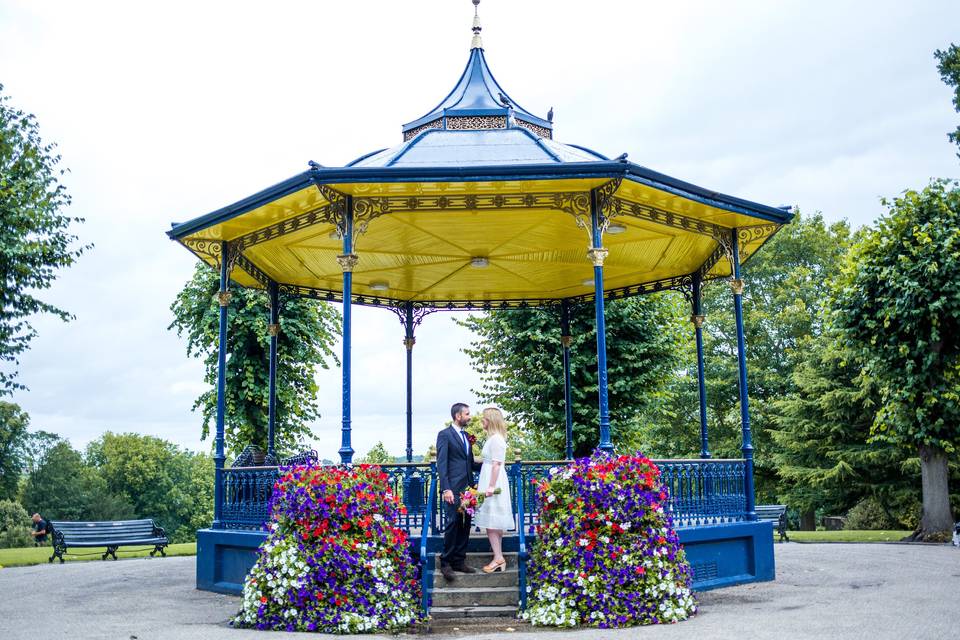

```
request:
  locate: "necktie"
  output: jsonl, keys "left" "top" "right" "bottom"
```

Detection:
{"left": 460, "top": 430, "right": 469, "bottom": 455}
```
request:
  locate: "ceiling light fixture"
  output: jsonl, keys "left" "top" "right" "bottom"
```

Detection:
{"left": 470, "top": 257, "right": 489, "bottom": 268}
{"left": 368, "top": 281, "right": 390, "bottom": 291}
{"left": 582, "top": 278, "right": 595, "bottom": 287}
{"left": 607, "top": 223, "right": 627, "bottom": 234}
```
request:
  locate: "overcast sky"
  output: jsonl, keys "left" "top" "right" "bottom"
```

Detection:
{"left": 1, "top": 0, "right": 957, "bottom": 460}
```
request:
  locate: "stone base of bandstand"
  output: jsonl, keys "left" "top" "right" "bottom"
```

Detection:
{"left": 196, "top": 520, "right": 774, "bottom": 597}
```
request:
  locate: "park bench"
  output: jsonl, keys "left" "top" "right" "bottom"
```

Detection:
{"left": 49, "top": 519, "right": 168, "bottom": 563}
{"left": 756, "top": 504, "right": 789, "bottom": 542}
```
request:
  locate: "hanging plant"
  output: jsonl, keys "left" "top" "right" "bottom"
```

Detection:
{"left": 233, "top": 464, "right": 424, "bottom": 633}
{"left": 522, "top": 452, "right": 696, "bottom": 627}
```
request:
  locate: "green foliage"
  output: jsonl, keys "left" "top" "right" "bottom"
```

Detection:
{"left": 355, "top": 441, "right": 392, "bottom": 464}
{"left": 0, "top": 402, "right": 29, "bottom": 499}
{"left": 833, "top": 180, "right": 960, "bottom": 452}
{"left": 935, "top": 43, "right": 960, "bottom": 157}
{"left": 85, "top": 432, "right": 213, "bottom": 542}
{"left": 459, "top": 296, "right": 682, "bottom": 458}
{"left": 0, "top": 499, "right": 30, "bottom": 548}
{"left": 0, "top": 85, "right": 89, "bottom": 395}
{"left": 20, "top": 441, "right": 90, "bottom": 521}
{"left": 843, "top": 496, "right": 898, "bottom": 531}
{"left": 21, "top": 430, "right": 62, "bottom": 474}
{"left": 169, "top": 262, "right": 341, "bottom": 455}
{"left": 770, "top": 332, "right": 918, "bottom": 521}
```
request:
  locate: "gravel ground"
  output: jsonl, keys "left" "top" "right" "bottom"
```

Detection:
{"left": 0, "top": 543, "right": 956, "bottom": 640}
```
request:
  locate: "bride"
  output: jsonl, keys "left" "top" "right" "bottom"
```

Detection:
{"left": 473, "top": 407, "right": 514, "bottom": 573}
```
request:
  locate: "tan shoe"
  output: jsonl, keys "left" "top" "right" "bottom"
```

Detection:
{"left": 482, "top": 558, "right": 506, "bottom": 573}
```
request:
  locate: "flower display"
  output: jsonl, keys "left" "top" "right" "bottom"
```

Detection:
{"left": 522, "top": 452, "right": 696, "bottom": 628}
{"left": 233, "top": 464, "right": 425, "bottom": 633}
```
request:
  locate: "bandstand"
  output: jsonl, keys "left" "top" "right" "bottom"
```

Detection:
{"left": 168, "top": 1, "right": 790, "bottom": 609}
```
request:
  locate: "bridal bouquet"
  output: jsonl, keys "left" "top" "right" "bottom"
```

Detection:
{"left": 457, "top": 487, "right": 501, "bottom": 519}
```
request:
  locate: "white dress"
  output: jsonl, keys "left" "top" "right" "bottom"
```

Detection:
{"left": 473, "top": 434, "right": 515, "bottom": 530}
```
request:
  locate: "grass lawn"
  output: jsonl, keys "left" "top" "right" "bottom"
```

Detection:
{"left": 0, "top": 542, "right": 197, "bottom": 568}
{"left": 780, "top": 530, "right": 912, "bottom": 543}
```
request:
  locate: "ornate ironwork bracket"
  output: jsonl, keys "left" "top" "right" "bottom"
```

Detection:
{"left": 388, "top": 303, "right": 439, "bottom": 332}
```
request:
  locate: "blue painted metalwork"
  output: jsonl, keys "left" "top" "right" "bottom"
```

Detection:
{"left": 560, "top": 301, "right": 574, "bottom": 460}
{"left": 167, "top": 162, "right": 794, "bottom": 242}
{"left": 213, "top": 241, "right": 229, "bottom": 529}
{"left": 404, "top": 302, "right": 415, "bottom": 463}
{"left": 419, "top": 475, "right": 435, "bottom": 614}
{"left": 222, "top": 466, "right": 277, "bottom": 529}
{"left": 590, "top": 189, "right": 613, "bottom": 454}
{"left": 339, "top": 196, "right": 355, "bottom": 465}
{"left": 267, "top": 282, "right": 279, "bottom": 458}
{"left": 691, "top": 273, "right": 710, "bottom": 459}
{"left": 730, "top": 231, "right": 756, "bottom": 521}
{"left": 513, "top": 457, "right": 529, "bottom": 611}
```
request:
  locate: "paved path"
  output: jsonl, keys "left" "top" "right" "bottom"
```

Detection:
{"left": 0, "top": 544, "right": 956, "bottom": 639}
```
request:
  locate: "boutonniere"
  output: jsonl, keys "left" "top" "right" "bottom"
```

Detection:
{"left": 466, "top": 433, "right": 477, "bottom": 446}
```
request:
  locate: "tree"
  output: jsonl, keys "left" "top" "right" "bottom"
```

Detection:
{"left": 460, "top": 295, "right": 682, "bottom": 458}
{"left": 0, "top": 402, "right": 29, "bottom": 499}
{"left": 0, "top": 499, "right": 30, "bottom": 548}
{"left": 356, "top": 441, "right": 392, "bottom": 465}
{"left": 21, "top": 429, "right": 62, "bottom": 474}
{"left": 0, "top": 85, "right": 89, "bottom": 395}
{"left": 833, "top": 180, "right": 960, "bottom": 539}
{"left": 770, "top": 331, "right": 919, "bottom": 527}
{"left": 20, "top": 441, "right": 89, "bottom": 521}
{"left": 935, "top": 43, "right": 960, "bottom": 157}
{"left": 169, "top": 262, "right": 341, "bottom": 455}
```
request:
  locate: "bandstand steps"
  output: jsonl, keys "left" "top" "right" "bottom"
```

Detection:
{"left": 430, "top": 552, "right": 519, "bottom": 618}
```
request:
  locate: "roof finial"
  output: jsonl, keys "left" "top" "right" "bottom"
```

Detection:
{"left": 471, "top": 0, "right": 483, "bottom": 49}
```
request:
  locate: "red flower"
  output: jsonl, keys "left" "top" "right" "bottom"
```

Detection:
{"left": 260, "top": 596, "right": 268, "bottom": 603}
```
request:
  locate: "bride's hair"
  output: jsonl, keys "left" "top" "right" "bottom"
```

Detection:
{"left": 481, "top": 407, "right": 508, "bottom": 439}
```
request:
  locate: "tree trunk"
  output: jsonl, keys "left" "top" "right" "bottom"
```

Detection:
{"left": 918, "top": 443, "right": 954, "bottom": 538}
{"left": 799, "top": 509, "right": 816, "bottom": 531}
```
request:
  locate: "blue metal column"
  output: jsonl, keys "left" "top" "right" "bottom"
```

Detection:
{"left": 338, "top": 197, "right": 356, "bottom": 465}
{"left": 560, "top": 300, "right": 574, "bottom": 460}
{"left": 730, "top": 231, "right": 756, "bottom": 520}
{"left": 589, "top": 190, "right": 613, "bottom": 454}
{"left": 213, "top": 241, "right": 230, "bottom": 529}
{"left": 691, "top": 273, "right": 710, "bottom": 459}
{"left": 267, "top": 281, "right": 279, "bottom": 459}
{"left": 404, "top": 302, "right": 415, "bottom": 463}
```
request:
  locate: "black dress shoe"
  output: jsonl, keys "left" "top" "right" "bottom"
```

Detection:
{"left": 440, "top": 565, "right": 457, "bottom": 581}
{"left": 453, "top": 564, "right": 477, "bottom": 574}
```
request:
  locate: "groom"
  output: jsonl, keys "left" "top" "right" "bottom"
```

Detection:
{"left": 436, "top": 402, "right": 482, "bottom": 581}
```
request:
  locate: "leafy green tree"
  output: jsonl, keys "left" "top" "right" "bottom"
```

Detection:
{"left": 0, "top": 402, "right": 29, "bottom": 499}
{"left": 691, "top": 212, "right": 852, "bottom": 500}
{"left": 21, "top": 430, "right": 62, "bottom": 474}
{"left": 0, "top": 499, "right": 31, "bottom": 548}
{"left": 935, "top": 43, "right": 960, "bottom": 157}
{"left": 833, "top": 180, "right": 960, "bottom": 539}
{"left": 770, "top": 332, "right": 919, "bottom": 527}
{"left": 0, "top": 85, "right": 89, "bottom": 395}
{"left": 460, "top": 295, "right": 682, "bottom": 458}
{"left": 169, "top": 263, "right": 341, "bottom": 455}
{"left": 20, "top": 441, "right": 89, "bottom": 521}
{"left": 356, "top": 441, "right": 392, "bottom": 465}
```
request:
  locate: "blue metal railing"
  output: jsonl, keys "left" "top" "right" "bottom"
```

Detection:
{"left": 419, "top": 475, "right": 436, "bottom": 614}
{"left": 219, "top": 459, "right": 746, "bottom": 532}
{"left": 513, "top": 458, "right": 529, "bottom": 611}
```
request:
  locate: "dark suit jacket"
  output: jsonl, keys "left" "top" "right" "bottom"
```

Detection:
{"left": 436, "top": 425, "right": 482, "bottom": 494}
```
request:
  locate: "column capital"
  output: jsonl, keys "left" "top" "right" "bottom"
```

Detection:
{"left": 560, "top": 335, "right": 573, "bottom": 348}
{"left": 730, "top": 278, "right": 745, "bottom": 295}
{"left": 337, "top": 253, "right": 360, "bottom": 272}
{"left": 217, "top": 291, "right": 233, "bottom": 307}
{"left": 267, "top": 323, "right": 280, "bottom": 337}
{"left": 403, "top": 337, "right": 416, "bottom": 351}
{"left": 690, "top": 314, "right": 705, "bottom": 329}
{"left": 586, "top": 247, "right": 609, "bottom": 267}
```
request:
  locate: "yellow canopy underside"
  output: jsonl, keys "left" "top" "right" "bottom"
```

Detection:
{"left": 182, "top": 178, "right": 778, "bottom": 303}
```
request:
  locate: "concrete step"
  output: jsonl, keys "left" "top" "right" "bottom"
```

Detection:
{"left": 433, "top": 567, "right": 518, "bottom": 588}
{"left": 434, "top": 552, "right": 517, "bottom": 570}
{"left": 431, "top": 586, "right": 519, "bottom": 608}
{"left": 430, "top": 605, "right": 518, "bottom": 619}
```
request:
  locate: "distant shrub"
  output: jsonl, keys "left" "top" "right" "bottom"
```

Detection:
{"left": 844, "top": 497, "right": 896, "bottom": 530}
{"left": 0, "top": 500, "right": 32, "bottom": 548}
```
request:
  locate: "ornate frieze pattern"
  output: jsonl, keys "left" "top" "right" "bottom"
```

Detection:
{"left": 446, "top": 115, "right": 506, "bottom": 130}
{"left": 605, "top": 196, "right": 726, "bottom": 240}
{"left": 402, "top": 118, "right": 444, "bottom": 141}
{"left": 515, "top": 119, "right": 552, "bottom": 139}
